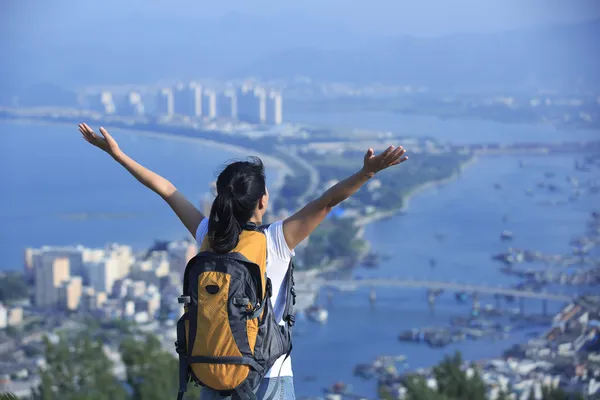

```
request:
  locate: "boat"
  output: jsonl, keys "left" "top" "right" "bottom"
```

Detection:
{"left": 326, "top": 382, "right": 352, "bottom": 395}
{"left": 455, "top": 291, "right": 468, "bottom": 303}
{"left": 501, "top": 230, "right": 513, "bottom": 240}
{"left": 362, "top": 252, "right": 380, "bottom": 268}
{"left": 306, "top": 305, "right": 328, "bottom": 323}
{"left": 353, "top": 364, "right": 375, "bottom": 379}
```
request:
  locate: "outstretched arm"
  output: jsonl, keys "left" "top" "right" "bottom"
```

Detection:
{"left": 282, "top": 146, "right": 408, "bottom": 250}
{"left": 79, "top": 123, "right": 204, "bottom": 238}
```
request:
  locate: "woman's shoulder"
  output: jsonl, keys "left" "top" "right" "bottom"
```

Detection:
{"left": 263, "top": 220, "right": 295, "bottom": 261}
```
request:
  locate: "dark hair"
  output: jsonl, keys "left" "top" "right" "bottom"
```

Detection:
{"left": 208, "top": 156, "right": 267, "bottom": 253}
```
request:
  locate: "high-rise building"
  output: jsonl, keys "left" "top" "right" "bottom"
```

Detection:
{"left": 173, "top": 82, "right": 203, "bottom": 117}
{"left": 167, "top": 241, "right": 197, "bottom": 275}
{"left": 217, "top": 89, "right": 237, "bottom": 119}
{"left": 59, "top": 277, "right": 82, "bottom": 311}
{"left": 24, "top": 248, "right": 37, "bottom": 281}
{"left": 119, "top": 92, "right": 145, "bottom": 116}
{"left": 237, "top": 83, "right": 260, "bottom": 123}
{"left": 87, "top": 257, "right": 119, "bottom": 294}
{"left": 35, "top": 256, "right": 70, "bottom": 308}
{"left": 254, "top": 87, "right": 267, "bottom": 124}
{"left": 267, "top": 91, "right": 283, "bottom": 125}
{"left": 100, "top": 91, "right": 116, "bottom": 115}
{"left": 28, "top": 245, "right": 93, "bottom": 283}
{"left": 156, "top": 88, "right": 175, "bottom": 118}
{"left": 202, "top": 89, "right": 217, "bottom": 119}
{"left": 105, "top": 243, "right": 134, "bottom": 280}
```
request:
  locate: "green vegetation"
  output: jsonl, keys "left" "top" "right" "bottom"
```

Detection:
{"left": 0, "top": 393, "right": 18, "bottom": 400}
{"left": 0, "top": 273, "right": 29, "bottom": 303}
{"left": 300, "top": 217, "right": 368, "bottom": 270}
{"left": 36, "top": 334, "right": 128, "bottom": 400}
{"left": 36, "top": 332, "right": 201, "bottom": 400}
{"left": 311, "top": 150, "right": 472, "bottom": 214}
{"left": 120, "top": 335, "right": 201, "bottom": 400}
{"left": 401, "top": 352, "right": 486, "bottom": 400}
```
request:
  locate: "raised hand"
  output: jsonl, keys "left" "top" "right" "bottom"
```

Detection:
{"left": 362, "top": 145, "right": 408, "bottom": 175}
{"left": 79, "top": 123, "right": 120, "bottom": 156}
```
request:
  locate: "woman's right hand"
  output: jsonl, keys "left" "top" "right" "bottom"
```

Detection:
{"left": 362, "top": 145, "right": 408, "bottom": 176}
{"left": 79, "top": 123, "right": 121, "bottom": 156}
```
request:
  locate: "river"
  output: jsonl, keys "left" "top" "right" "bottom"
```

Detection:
{"left": 285, "top": 109, "right": 600, "bottom": 145}
{"left": 0, "top": 120, "right": 279, "bottom": 270}
{"left": 291, "top": 151, "right": 597, "bottom": 397}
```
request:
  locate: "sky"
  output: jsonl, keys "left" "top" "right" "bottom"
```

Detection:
{"left": 0, "top": 0, "right": 598, "bottom": 88}
{"left": 3, "top": 0, "right": 600, "bottom": 38}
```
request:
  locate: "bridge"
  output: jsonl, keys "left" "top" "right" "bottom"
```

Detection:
{"left": 317, "top": 278, "right": 572, "bottom": 302}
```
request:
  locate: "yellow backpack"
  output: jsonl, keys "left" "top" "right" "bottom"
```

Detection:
{"left": 175, "top": 223, "right": 295, "bottom": 400}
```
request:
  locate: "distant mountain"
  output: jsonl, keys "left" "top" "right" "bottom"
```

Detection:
{"left": 237, "top": 18, "right": 600, "bottom": 91}
{"left": 0, "top": 12, "right": 367, "bottom": 91}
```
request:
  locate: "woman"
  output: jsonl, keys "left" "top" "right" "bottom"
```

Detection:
{"left": 78, "top": 123, "right": 408, "bottom": 399}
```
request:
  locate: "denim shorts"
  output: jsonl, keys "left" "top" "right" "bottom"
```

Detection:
{"left": 199, "top": 377, "right": 296, "bottom": 400}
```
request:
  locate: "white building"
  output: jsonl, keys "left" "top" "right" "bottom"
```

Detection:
{"left": 88, "top": 91, "right": 116, "bottom": 115}
{"left": 167, "top": 241, "right": 197, "bottom": 275}
{"left": 237, "top": 83, "right": 260, "bottom": 123}
{"left": 202, "top": 89, "right": 217, "bottom": 119}
{"left": 87, "top": 257, "right": 120, "bottom": 294}
{"left": 34, "top": 255, "right": 70, "bottom": 308}
{"left": 119, "top": 91, "right": 145, "bottom": 116}
{"left": 105, "top": 243, "right": 134, "bottom": 280}
{"left": 267, "top": 91, "right": 283, "bottom": 125}
{"left": 173, "top": 82, "right": 203, "bottom": 117}
{"left": 0, "top": 303, "right": 7, "bottom": 329}
{"left": 156, "top": 88, "right": 175, "bottom": 118}
{"left": 254, "top": 87, "right": 267, "bottom": 124}
{"left": 59, "top": 277, "right": 83, "bottom": 311}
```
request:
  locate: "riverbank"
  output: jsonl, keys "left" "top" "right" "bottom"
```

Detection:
{"left": 355, "top": 154, "right": 479, "bottom": 227}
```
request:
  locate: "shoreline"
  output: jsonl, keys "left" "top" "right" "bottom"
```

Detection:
{"left": 1, "top": 117, "right": 294, "bottom": 192}
{"left": 354, "top": 154, "right": 479, "bottom": 227}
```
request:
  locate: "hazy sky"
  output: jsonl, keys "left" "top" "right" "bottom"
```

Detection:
{"left": 3, "top": 0, "right": 600, "bottom": 37}
{"left": 1, "top": 0, "right": 598, "bottom": 88}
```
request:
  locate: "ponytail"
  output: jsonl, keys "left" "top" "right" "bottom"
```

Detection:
{"left": 208, "top": 157, "right": 267, "bottom": 254}
{"left": 208, "top": 192, "right": 242, "bottom": 253}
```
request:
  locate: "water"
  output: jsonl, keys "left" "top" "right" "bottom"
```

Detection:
{"left": 0, "top": 120, "right": 279, "bottom": 269}
{"left": 291, "top": 152, "right": 598, "bottom": 397}
{"left": 285, "top": 109, "right": 600, "bottom": 145}
{"left": 1, "top": 117, "right": 597, "bottom": 398}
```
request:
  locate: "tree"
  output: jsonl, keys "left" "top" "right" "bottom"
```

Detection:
{"left": 404, "top": 375, "right": 451, "bottom": 400}
{"left": 120, "top": 334, "right": 201, "bottom": 400}
{"left": 403, "top": 352, "right": 486, "bottom": 400}
{"left": 35, "top": 333, "right": 128, "bottom": 400}
{"left": 432, "top": 352, "right": 486, "bottom": 400}
{"left": 0, "top": 273, "right": 29, "bottom": 302}
{"left": 540, "top": 385, "right": 585, "bottom": 400}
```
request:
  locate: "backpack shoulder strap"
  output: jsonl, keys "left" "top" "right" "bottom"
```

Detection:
{"left": 282, "top": 258, "right": 296, "bottom": 327}
{"left": 258, "top": 223, "right": 271, "bottom": 233}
